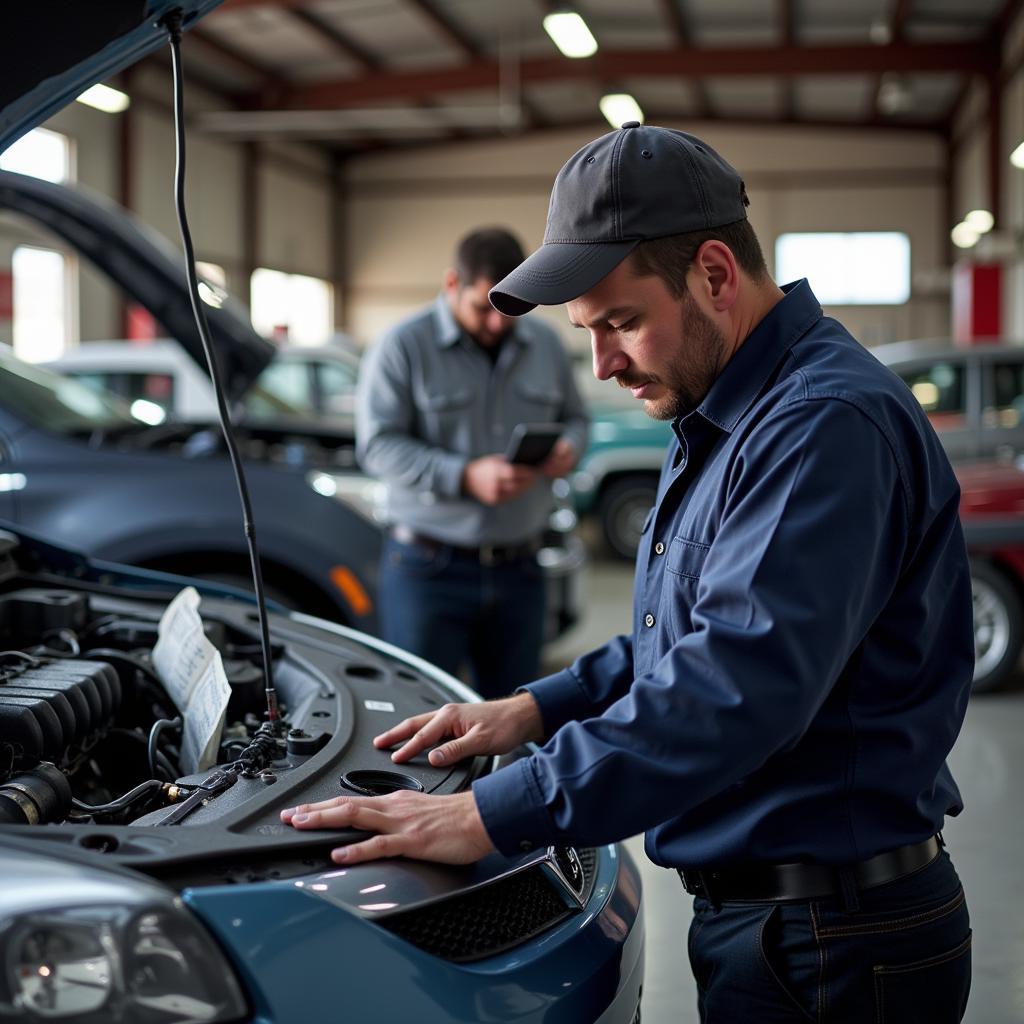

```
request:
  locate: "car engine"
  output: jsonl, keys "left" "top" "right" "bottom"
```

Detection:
{"left": 0, "top": 535, "right": 486, "bottom": 857}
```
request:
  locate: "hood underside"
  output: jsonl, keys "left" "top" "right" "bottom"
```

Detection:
{"left": 1, "top": 2, "right": 222, "bottom": 155}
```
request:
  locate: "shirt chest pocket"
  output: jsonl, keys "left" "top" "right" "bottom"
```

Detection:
{"left": 420, "top": 389, "right": 474, "bottom": 443}
{"left": 666, "top": 536, "right": 710, "bottom": 580}
{"left": 513, "top": 381, "right": 562, "bottom": 422}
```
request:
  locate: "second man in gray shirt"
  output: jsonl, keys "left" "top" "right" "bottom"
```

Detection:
{"left": 356, "top": 227, "right": 589, "bottom": 697}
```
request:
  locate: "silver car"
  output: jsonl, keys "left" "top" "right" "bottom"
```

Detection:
{"left": 872, "top": 339, "right": 1024, "bottom": 462}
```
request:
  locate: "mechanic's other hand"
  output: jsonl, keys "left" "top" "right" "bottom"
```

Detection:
{"left": 373, "top": 692, "right": 545, "bottom": 767}
{"left": 281, "top": 790, "right": 494, "bottom": 866}
{"left": 539, "top": 438, "right": 577, "bottom": 479}
{"left": 462, "top": 455, "right": 537, "bottom": 505}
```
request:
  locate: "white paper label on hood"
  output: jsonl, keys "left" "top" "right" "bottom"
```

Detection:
{"left": 364, "top": 700, "right": 395, "bottom": 713}
{"left": 152, "top": 587, "right": 231, "bottom": 774}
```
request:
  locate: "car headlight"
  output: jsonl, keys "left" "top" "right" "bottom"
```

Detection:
{"left": 1, "top": 900, "right": 247, "bottom": 1023}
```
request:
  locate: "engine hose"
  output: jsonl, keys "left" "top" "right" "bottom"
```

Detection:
{"left": 148, "top": 717, "right": 183, "bottom": 780}
{"left": 70, "top": 778, "right": 167, "bottom": 817}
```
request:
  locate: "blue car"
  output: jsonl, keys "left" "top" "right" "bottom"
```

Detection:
{"left": 0, "top": 4, "right": 643, "bottom": 1023}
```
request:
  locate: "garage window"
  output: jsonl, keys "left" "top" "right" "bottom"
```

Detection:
{"left": 250, "top": 268, "right": 333, "bottom": 347}
{"left": 775, "top": 232, "right": 910, "bottom": 305}
{"left": 12, "top": 246, "right": 73, "bottom": 362}
{"left": 0, "top": 127, "right": 73, "bottom": 183}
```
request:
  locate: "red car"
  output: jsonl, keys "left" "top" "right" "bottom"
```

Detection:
{"left": 957, "top": 459, "right": 1024, "bottom": 691}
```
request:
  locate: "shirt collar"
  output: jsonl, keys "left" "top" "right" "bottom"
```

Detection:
{"left": 431, "top": 293, "right": 531, "bottom": 349}
{"left": 691, "top": 278, "right": 823, "bottom": 434}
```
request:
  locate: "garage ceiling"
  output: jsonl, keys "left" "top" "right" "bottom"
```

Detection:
{"left": 157, "top": 0, "right": 1020, "bottom": 151}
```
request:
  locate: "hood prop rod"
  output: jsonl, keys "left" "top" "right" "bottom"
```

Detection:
{"left": 162, "top": 8, "right": 280, "bottom": 729}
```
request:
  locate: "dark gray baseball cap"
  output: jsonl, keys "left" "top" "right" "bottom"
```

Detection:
{"left": 489, "top": 123, "right": 749, "bottom": 315}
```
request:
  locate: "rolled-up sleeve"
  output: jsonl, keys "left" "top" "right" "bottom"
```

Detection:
{"left": 474, "top": 398, "right": 913, "bottom": 854}
{"left": 356, "top": 330, "right": 467, "bottom": 498}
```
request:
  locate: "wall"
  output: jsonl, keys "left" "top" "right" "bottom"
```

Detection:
{"left": 342, "top": 122, "right": 949, "bottom": 353}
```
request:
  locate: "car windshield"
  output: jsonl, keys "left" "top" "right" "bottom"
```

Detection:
{"left": 0, "top": 346, "right": 140, "bottom": 434}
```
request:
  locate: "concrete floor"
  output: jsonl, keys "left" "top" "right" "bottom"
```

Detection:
{"left": 543, "top": 555, "right": 1024, "bottom": 1024}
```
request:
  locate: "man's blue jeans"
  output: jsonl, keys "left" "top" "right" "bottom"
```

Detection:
{"left": 378, "top": 536, "right": 546, "bottom": 700}
{"left": 687, "top": 848, "right": 971, "bottom": 1022}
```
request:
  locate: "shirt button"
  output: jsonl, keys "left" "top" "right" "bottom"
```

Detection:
{"left": 654, "top": 541, "right": 665, "bottom": 555}
{"left": 519, "top": 840, "right": 534, "bottom": 852}
{"left": 644, "top": 613, "right": 655, "bottom": 628}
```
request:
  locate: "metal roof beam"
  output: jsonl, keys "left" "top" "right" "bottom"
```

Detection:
{"left": 288, "top": 8, "right": 383, "bottom": 70}
{"left": 657, "top": 0, "right": 711, "bottom": 118}
{"left": 272, "top": 41, "right": 990, "bottom": 109}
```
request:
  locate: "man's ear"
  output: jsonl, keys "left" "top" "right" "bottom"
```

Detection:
{"left": 694, "top": 241, "right": 738, "bottom": 311}
{"left": 443, "top": 268, "right": 460, "bottom": 295}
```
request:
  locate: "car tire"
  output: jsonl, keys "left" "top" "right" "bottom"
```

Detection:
{"left": 970, "top": 559, "right": 1024, "bottom": 693}
{"left": 598, "top": 475, "right": 658, "bottom": 561}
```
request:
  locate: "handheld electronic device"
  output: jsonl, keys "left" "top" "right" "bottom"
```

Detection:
{"left": 505, "top": 422, "right": 563, "bottom": 466}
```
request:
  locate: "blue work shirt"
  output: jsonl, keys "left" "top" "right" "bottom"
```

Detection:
{"left": 473, "top": 280, "right": 974, "bottom": 869}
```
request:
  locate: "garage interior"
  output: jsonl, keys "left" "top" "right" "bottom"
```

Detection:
{"left": 2, "top": 1, "right": 1023, "bottom": 1021}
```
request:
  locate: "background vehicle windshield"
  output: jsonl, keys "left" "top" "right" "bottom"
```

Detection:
{"left": 0, "top": 346, "right": 138, "bottom": 434}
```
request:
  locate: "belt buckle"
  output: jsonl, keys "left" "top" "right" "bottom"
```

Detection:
{"left": 479, "top": 545, "right": 498, "bottom": 567}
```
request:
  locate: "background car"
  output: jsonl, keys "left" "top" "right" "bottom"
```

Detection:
{"left": 570, "top": 383, "right": 672, "bottom": 561}
{"left": 48, "top": 337, "right": 362, "bottom": 432}
{"left": 0, "top": 346, "right": 381, "bottom": 630}
{"left": 871, "top": 338, "right": 1024, "bottom": 462}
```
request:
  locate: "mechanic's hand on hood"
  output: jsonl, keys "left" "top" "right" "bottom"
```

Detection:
{"left": 281, "top": 790, "right": 494, "bottom": 865}
{"left": 373, "top": 692, "right": 545, "bottom": 768}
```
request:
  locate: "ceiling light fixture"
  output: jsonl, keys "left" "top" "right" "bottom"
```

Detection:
{"left": 964, "top": 209, "right": 994, "bottom": 233}
{"left": 1011, "top": 141, "right": 1024, "bottom": 169}
{"left": 951, "top": 222, "right": 979, "bottom": 249}
{"left": 599, "top": 93, "right": 644, "bottom": 129}
{"left": 75, "top": 83, "right": 130, "bottom": 114}
{"left": 543, "top": 11, "right": 598, "bottom": 59}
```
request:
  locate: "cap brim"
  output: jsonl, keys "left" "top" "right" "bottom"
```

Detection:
{"left": 489, "top": 240, "right": 637, "bottom": 316}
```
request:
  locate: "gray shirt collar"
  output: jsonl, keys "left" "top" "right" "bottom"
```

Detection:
{"left": 431, "top": 293, "right": 531, "bottom": 349}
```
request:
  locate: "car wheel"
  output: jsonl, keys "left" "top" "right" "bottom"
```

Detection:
{"left": 971, "top": 559, "right": 1024, "bottom": 693}
{"left": 598, "top": 475, "right": 658, "bottom": 561}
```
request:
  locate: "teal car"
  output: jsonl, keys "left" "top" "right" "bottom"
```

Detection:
{"left": 571, "top": 397, "right": 673, "bottom": 559}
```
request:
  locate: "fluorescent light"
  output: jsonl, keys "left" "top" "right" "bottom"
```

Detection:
{"left": 951, "top": 222, "right": 979, "bottom": 249}
{"left": 599, "top": 94, "right": 644, "bottom": 129}
{"left": 76, "top": 84, "right": 130, "bottom": 114}
{"left": 1011, "top": 141, "right": 1024, "bottom": 169}
{"left": 543, "top": 11, "right": 598, "bottom": 59}
{"left": 965, "top": 209, "right": 994, "bottom": 233}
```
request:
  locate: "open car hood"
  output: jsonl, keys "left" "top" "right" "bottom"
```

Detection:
{"left": 0, "top": 1, "right": 222, "bottom": 154}
{"left": 0, "top": 170, "right": 275, "bottom": 401}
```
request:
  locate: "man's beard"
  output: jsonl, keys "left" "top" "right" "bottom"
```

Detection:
{"left": 618, "top": 295, "right": 728, "bottom": 421}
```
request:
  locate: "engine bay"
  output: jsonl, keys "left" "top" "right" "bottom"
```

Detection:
{"left": 0, "top": 532, "right": 485, "bottom": 877}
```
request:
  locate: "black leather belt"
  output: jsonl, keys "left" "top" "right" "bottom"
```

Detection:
{"left": 678, "top": 835, "right": 941, "bottom": 904}
{"left": 390, "top": 525, "right": 540, "bottom": 566}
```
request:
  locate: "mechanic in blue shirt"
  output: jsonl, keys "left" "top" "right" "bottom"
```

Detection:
{"left": 285, "top": 125, "right": 974, "bottom": 1021}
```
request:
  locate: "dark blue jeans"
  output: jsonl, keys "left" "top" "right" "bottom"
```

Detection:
{"left": 687, "top": 848, "right": 971, "bottom": 1022}
{"left": 378, "top": 536, "right": 546, "bottom": 700}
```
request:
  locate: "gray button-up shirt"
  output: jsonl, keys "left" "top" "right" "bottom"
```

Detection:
{"left": 356, "top": 295, "right": 589, "bottom": 546}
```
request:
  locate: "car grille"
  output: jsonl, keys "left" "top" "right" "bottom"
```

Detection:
{"left": 380, "top": 846, "right": 599, "bottom": 963}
